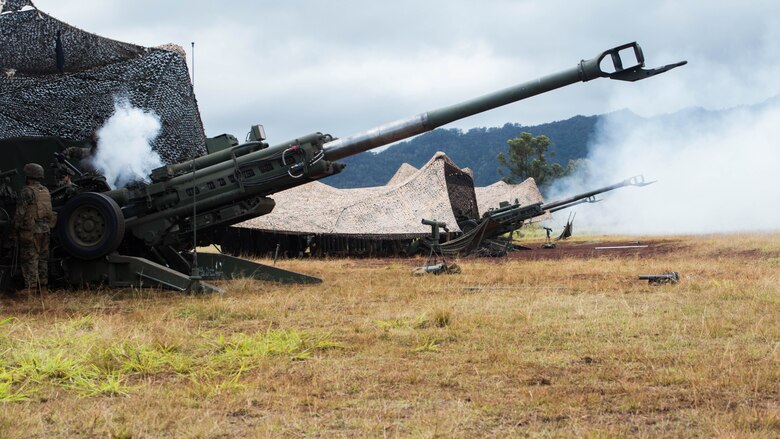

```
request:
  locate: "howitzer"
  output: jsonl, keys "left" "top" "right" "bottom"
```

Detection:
{"left": 424, "top": 175, "right": 655, "bottom": 257}
{"left": 0, "top": 42, "right": 685, "bottom": 292}
{"left": 482, "top": 175, "right": 654, "bottom": 237}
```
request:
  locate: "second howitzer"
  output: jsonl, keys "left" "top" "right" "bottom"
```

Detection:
{"left": 7, "top": 42, "right": 685, "bottom": 291}
{"left": 482, "top": 175, "right": 654, "bottom": 238}
{"left": 418, "top": 175, "right": 655, "bottom": 257}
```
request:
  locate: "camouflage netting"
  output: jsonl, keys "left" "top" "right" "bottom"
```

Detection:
{"left": 237, "top": 153, "right": 478, "bottom": 238}
{"left": 385, "top": 163, "right": 418, "bottom": 186}
{"left": 476, "top": 179, "right": 549, "bottom": 222}
{"left": 0, "top": 0, "right": 206, "bottom": 163}
{"left": 235, "top": 153, "right": 546, "bottom": 238}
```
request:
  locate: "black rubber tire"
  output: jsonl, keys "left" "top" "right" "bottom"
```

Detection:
{"left": 459, "top": 219, "right": 479, "bottom": 233}
{"left": 57, "top": 192, "right": 125, "bottom": 260}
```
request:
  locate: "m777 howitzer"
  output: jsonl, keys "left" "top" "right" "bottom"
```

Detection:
{"left": 0, "top": 42, "right": 685, "bottom": 292}
{"left": 419, "top": 176, "right": 654, "bottom": 257}
{"left": 481, "top": 175, "right": 655, "bottom": 238}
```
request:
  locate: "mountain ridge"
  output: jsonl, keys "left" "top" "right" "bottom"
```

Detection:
{"left": 324, "top": 98, "right": 777, "bottom": 188}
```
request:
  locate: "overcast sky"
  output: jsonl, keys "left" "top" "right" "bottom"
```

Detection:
{"left": 31, "top": 0, "right": 780, "bottom": 145}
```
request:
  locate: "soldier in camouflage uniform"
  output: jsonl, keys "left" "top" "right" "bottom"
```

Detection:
{"left": 13, "top": 163, "right": 56, "bottom": 293}
{"left": 55, "top": 168, "right": 79, "bottom": 198}
{"left": 62, "top": 144, "right": 94, "bottom": 174}
{"left": 61, "top": 131, "right": 98, "bottom": 174}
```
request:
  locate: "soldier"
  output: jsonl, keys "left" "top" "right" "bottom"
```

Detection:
{"left": 542, "top": 226, "right": 556, "bottom": 249}
{"left": 62, "top": 144, "right": 93, "bottom": 173}
{"left": 62, "top": 144, "right": 92, "bottom": 162}
{"left": 14, "top": 163, "right": 56, "bottom": 293}
{"left": 61, "top": 131, "right": 99, "bottom": 174}
{"left": 56, "top": 168, "right": 79, "bottom": 198}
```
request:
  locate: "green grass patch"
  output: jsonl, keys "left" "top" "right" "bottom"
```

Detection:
{"left": 66, "top": 369, "right": 130, "bottom": 397}
{"left": 375, "top": 311, "right": 452, "bottom": 331}
{"left": 210, "top": 328, "right": 343, "bottom": 367}
{"left": 412, "top": 336, "right": 442, "bottom": 353}
{"left": 0, "top": 322, "right": 341, "bottom": 402}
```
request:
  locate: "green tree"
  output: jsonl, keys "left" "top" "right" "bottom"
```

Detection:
{"left": 497, "top": 132, "right": 579, "bottom": 188}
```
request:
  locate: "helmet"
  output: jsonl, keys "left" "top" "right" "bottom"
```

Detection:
{"left": 23, "top": 163, "right": 44, "bottom": 180}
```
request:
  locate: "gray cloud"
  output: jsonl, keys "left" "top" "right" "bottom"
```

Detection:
{"left": 31, "top": 0, "right": 780, "bottom": 148}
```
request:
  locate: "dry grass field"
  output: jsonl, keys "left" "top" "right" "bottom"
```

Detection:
{"left": 1, "top": 233, "right": 779, "bottom": 437}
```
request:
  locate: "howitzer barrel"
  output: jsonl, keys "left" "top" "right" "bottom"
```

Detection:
{"left": 323, "top": 42, "right": 686, "bottom": 161}
{"left": 151, "top": 141, "right": 266, "bottom": 182}
{"left": 541, "top": 175, "right": 653, "bottom": 212}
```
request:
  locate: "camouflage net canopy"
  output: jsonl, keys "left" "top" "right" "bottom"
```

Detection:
{"left": 0, "top": 0, "right": 206, "bottom": 163}
{"left": 476, "top": 179, "right": 549, "bottom": 223}
{"left": 235, "top": 152, "right": 545, "bottom": 239}
{"left": 385, "top": 163, "right": 548, "bottom": 222}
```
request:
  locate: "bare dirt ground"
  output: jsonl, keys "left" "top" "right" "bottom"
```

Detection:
{"left": 497, "top": 238, "right": 682, "bottom": 261}
{"left": 503, "top": 236, "right": 780, "bottom": 264}
{"left": 354, "top": 238, "right": 683, "bottom": 268}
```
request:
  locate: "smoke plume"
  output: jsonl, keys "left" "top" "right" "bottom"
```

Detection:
{"left": 91, "top": 98, "right": 164, "bottom": 188}
{"left": 547, "top": 97, "right": 780, "bottom": 235}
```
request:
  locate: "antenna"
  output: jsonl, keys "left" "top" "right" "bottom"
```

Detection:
{"left": 191, "top": 41, "right": 195, "bottom": 88}
{"left": 190, "top": 41, "right": 200, "bottom": 285}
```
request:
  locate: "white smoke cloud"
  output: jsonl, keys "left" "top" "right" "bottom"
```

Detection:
{"left": 91, "top": 98, "right": 164, "bottom": 188}
{"left": 548, "top": 98, "right": 780, "bottom": 235}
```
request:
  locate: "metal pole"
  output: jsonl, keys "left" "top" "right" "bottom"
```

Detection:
{"left": 191, "top": 42, "right": 195, "bottom": 88}
{"left": 190, "top": 41, "right": 199, "bottom": 279}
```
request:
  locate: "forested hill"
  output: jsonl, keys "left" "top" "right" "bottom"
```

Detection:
{"left": 325, "top": 114, "right": 600, "bottom": 188}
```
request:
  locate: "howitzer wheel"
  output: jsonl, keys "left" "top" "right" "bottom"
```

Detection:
{"left": 458, "top": 219, "right": 480, "bottom": 233}
{"left": 57, "top": 192, "right": 125, "bottom": 260}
